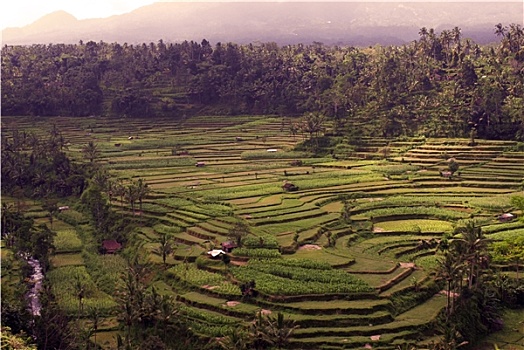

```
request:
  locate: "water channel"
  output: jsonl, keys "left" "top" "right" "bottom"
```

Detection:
{"left": 25, "top": 256, "right": 43, "bottom": 316}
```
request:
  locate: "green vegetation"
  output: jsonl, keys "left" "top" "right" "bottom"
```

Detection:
{"left": 2, "top": 24, "right": 524, "bottom": 142}
{"left": 3, "top": 115, "right": 523, "bottom": 350}
{"left": 2, "top": 23, "right": 523, "bottom": 349}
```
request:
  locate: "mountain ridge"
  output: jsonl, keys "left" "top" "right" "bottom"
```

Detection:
{"left": 2, "top": 2, "right": 522, "bottom": 46}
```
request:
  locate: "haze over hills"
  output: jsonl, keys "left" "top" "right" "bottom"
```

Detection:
{"left": 2, "top": 2, "right": 522, "bottom": 46}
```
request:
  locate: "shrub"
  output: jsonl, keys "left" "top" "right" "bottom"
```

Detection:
{"left": 232, "top": 248, "right": 282, "bottom": 259}
{"left": 243, "top": 235, "right": 279, "bottom": 249}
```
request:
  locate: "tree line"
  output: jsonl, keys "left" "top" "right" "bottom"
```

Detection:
{"left": 1, "top": 24, "right": 523, "bottom": 140}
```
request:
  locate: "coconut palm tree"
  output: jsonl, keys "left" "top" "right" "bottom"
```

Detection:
{"left": 215, "top": 327, "right": 251, "bottom": 350}
{"left": 156, "top": 294, "right": 179, "bottom": 342}
{"left": 249, "top": 311, "right": 298, "bottom": 350}
{"left": 436, "top": 251, "right": 463, "bottom": 316}
{"left": 156, "top": 233, "right": 173, "bottom": 269}
{"left": 82, "top": 141, "right": 100, "bottom": 164}
{"left": 264, "top": 312, "right": 299, "bottom": 350}
{"left": 135, "top": 178, "right": 149, "bottom": 214}
{"left": 453, "top": 221, "right": 490, "bottom": 290}
{"left": 124, "top": 182, "right": 139, "bottom": 215}
{"left": 113, "top": 180, "right": 126, "bottom": 212}
{"left": 494, "top": 23, "right": 507, "bottom": 38}
{"left": 72, "top": 275, "right": 86, "bottom": 317}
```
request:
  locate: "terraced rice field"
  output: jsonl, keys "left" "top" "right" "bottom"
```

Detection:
{"left": 3, "top": 115, "right": 523, "bottom": 349}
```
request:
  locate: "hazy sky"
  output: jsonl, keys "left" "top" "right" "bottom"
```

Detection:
{"left": 1, "top": 0, "right": 521, "bottom": 30}
{"left": 1, "top": 0, "right": 157, "bottom": 29}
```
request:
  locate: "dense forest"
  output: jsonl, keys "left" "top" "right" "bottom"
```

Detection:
{"left": 1, "top": 24, "right": 523, "bottom": 140}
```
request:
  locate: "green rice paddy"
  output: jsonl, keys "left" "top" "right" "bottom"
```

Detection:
{"left": 2, "top": 115, "right": 523, "bottom": 349}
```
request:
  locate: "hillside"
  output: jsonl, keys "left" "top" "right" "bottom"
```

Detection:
{"left": 2, "top": 114, "right": 523, "bottom": 349}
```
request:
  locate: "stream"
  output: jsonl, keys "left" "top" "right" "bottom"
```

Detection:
{"left": 25, "top": 255, "right": 43, "bottom": 316}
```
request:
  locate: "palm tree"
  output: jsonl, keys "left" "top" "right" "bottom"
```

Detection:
{"left": 82, "top": 141, "right": 100, "bottom": 164}
{"left": 1, "top": 202, "right": 16, "bottom": 238}
{"left": 440, "top": 30, "right": 452, "bottom": 63}
{"left": 249, "top": 311, "right": 298, "bottom": 350}
{"left": 419, "top": 27, "right": 429, "bottom": 41}
{"left": 72, "top": 275, "right": 86, "bottom": 317}
{"left": 124, "top": 183, "right": 139, "bottom": 215}
{"left": 453, "top": 221, "right": 490, "bottom": 290}
{"left": 113, "top": 180, "right": 126, "bottom": 212}
{"left": 42, "top": 199, "right": 58, "bottom": 229}
{"left": 436, "top": 251, "right": 463, "bottom": 316}
{"left": 249, "top": 311, "right": 271, "bottom": 350}
{"left": 156, "top": 293, "right": 179, "bottom": 342}
{"left": 156, "top": 233, "right": 173, "bottom": 269}
{"left": 494, "top": 23, "right": 506, "bottom": 38}
{"left": 215, "top": 327, "right": 251, "bottom": 350}
{"left": 92, "top": 170, "right": 109, "bottom": 190}
{"left": 117, "top": 254, "right": 149, "bottom": 345}
{"left": 88, "top": 307, "right": 100, "bottom": 348}
{"left": 289, "top": 122, "right": 299, "bottom": 141}
{"left": 106, "top": 179, "right": 116, "bottom": 206}
{"left": 264, "top": 312, "right": 299, "bottom": 350}
{"left": 135, "top": 178, "right": 149, "bottom": 214}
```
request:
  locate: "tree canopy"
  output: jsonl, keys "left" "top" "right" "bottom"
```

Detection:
{"left": 2, "top": 24, "right": 523, "bottom": 140}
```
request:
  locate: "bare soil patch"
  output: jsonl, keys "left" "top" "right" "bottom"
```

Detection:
{"left": 399, "top": 262, "right": 416, "bottom": 268}
{"left": 298, "top": 244, "right": 322, "bottom": 251}
{"left": 202, "top": 285, "right": 219, "bottom": 290}
{"left": 439, "top": 290, "right": 460, "bottom": 298}
{"left": 225, "top": 301, "right": 240, "bottom": 307}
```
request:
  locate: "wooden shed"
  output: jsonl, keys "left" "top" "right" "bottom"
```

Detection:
{"left": 102, "top": 240, "right": 122, "bottom": 254}
{"left": 221, "top": 241, "right": 238, "bottom": 253}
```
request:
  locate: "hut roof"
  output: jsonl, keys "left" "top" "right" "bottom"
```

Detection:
{"left": 102, "top": 240, "right": 122, "bottom": 253}
{"left": 207, "top": 249, "right": 226, "bottom": 258}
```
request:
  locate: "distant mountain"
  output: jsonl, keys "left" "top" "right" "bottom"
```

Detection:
{"left": 2, "top": 2, "right": 522, "bottom": 46}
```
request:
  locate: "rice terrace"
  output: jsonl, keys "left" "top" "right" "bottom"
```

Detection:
{"left": 1, "top": 114, "right": 523, "bottom": 349}
{"left": 2, "top": 2, "right": 524, "bottom": 347}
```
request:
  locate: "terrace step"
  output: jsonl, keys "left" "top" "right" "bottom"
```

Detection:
{"left": 172, "top": 232, "right": 207, "bottom": 246}
{"left": 247, "top": 203, "right": 315, "bottom": 219}
{"left": 152, "top": 215, "right": 191, "bottom": 228}
{"left": 249, "top": 208, "right": 327, "bottom": 226}
{"left": 348, "top": 264, "right": 415, "bottom": 290}
{"left": 165, "top": 212, "right": 201, "bottom": 226}
{"left": 290, "top": 321, "right": 424, "bottom": 339}
{"left": 289, "top": 293, "right": 445, "bottom": 347}
{"left": 186, "top": 226, "right": 216, "bottom": 241}
{"left": 236, "top": 200, "right": 305, "bottom": 216}
{"left": 287, "top": 310, "right": 394, "bottom": 328}
{"left": 255, "top": 298, "right": 393, "bottom": 316}
{"left": 288, "top": 330, "right": 419, "bottom": 349}
{"left": 194, "top": 221, "right": 231, "bottom": 236}
{"left": 177, "top": 292, "right": 259, "bottom": 319}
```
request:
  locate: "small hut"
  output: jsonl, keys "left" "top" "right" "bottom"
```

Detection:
{"left": 282, "top": 182, "right": 299, "bottom": 192}
{"left": 102, "top": 240, "right": 122, "bottom": 254}
{"left": 221, "top": 241, "right": 238, "bottom": 253}
{"left": 207, "top": 249, "right": 227, "bottom": 258}
{"left": 498, "top": 213, "right": 515, "bottom": 222}
{"left": 440, "top": 170, "right": 452, "bottom": 178}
